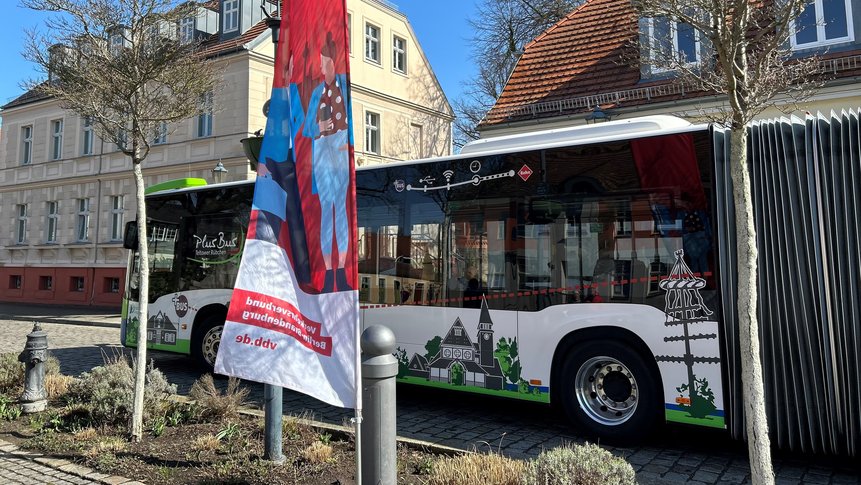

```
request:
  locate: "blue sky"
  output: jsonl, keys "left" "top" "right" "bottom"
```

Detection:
{"left": 0, "top": 1, "right": 478, "bottom": 114}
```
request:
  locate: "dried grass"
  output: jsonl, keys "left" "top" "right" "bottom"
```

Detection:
{"left": 189, "top": 374, "right": 249, "bottom": 422}
{"left": 72, "top": 427, "right": 98, "bottom": 442}
{"left": 192, "top": 434, "right": 222, "bottom": 453}
{"left": 45, "top": 374, "right": 75, "bottom": 399}
{"left": 84, "top": 437, "right": 127, "bottom": 458}
{"left": 425, "top": 452, "right": 525, "bottom": 485}
{"left": 302, "top": 441, "right": 334, "bottom": 464}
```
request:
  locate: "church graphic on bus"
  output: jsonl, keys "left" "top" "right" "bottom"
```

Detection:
{"left": 407, "top": 299, "right": 506, "bottom": 390}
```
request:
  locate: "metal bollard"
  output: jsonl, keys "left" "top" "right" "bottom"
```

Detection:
{"left": 18, "top": 322, "right": 48, "bottom": 413}
{"left": 361, "top": 325, "right": 398, "bottom": 485}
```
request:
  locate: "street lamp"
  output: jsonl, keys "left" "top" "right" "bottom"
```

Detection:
{"left": 585, "top": 105, "right": 612, "bottom": 124}
{"left": 212, "top": 160, "right": 228, "bottom": 184}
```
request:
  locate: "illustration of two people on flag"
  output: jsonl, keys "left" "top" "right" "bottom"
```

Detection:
{"left": 252, "top": 27, "right": 355, "bottom": 295}
{"left": 303, "top": 32, "right": 353, "bottom": 293}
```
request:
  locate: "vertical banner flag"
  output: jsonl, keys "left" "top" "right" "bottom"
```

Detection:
{"left": 215, "top": 0, "right": 360, "bottom": 409}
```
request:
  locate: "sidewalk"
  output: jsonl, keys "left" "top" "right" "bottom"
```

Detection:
{"left": 0, "top": 303, "right": 120, "bottom": 328}
{"left": 0, "top": 438, "right": 139, "bottom": 485}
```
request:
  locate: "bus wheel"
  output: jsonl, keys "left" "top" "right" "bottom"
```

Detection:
{"left": 192, "top": 316, "right": 224, "bottom": 370}
{"left": 560, "top": 340, "right": 660, "bottom": 442}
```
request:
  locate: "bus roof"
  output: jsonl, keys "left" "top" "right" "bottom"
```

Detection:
{"left": 145, "top": 177, "right": 208, "bottom": 195}
{"left": 460, "top": 115, "right": 705, "bottom": 156}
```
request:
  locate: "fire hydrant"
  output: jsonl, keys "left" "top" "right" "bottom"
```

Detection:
{"left": 18, "top": 322, "right": 48, "bottom": 413}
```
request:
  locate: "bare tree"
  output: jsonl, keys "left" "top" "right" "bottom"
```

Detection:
{"left": 629, "top": 1, "right": 823, "bottom": 483}
{"left": 457, "top": 0, "right": 583, "bottom": 147}
{"left": 22, "top": 0, "right": 219, "bottom": 441}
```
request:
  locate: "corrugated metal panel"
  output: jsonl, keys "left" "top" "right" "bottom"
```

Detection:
{"left": 714, "top": 111, "right": 861, "bottom": 456}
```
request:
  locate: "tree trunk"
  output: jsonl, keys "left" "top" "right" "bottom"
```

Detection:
{"left": 130, "top": 159, "right": 149, "bottom": 442}
{"left": 729, "top": 127, "right": 774, "bottom": 484}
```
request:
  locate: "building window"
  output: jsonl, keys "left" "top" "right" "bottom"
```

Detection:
{"left": 180, "top": 16, "right": 195, "bottom": 43}
{"left": 393, "top": 35, "right": 406, "bottom": 74}
{"left": 110, "top": 29, "right": 125, "bottom": 56}
{"left": 16, "top": 204, "right": 27, "bottom": 244}
{"left": 110, "top": 195, "right": 124, "bottom": 241}
{"left": 82, "top": 116, "right": 94, "bottom": 155}
{"left": 71, "top": 276, "right": 85, "bottom": 292}
{"left": 378, "top": 277, "right": 386, "bottom": 303}
{"left": 21, "top": 125, "right": 32, "bottom": 165}
{"left": 51, "top": 119, "right": 64, "bottom": 160}
{"left": 646, "top": 17, "right": 700, "bottom": 72}
{"left": 9, "top": 275, "right": 22, "bottom": 289}
{"left": 153, "top": 121, "right": 168, "bottom": 144}
{"left": 197, "top": 91, "right": 213, "bottom": 138}
{"left": 117, "top": 122, "right": 128, "bottom": 150}
{"left": 39, "top": 276, "right": 53, "bottom": 291}
{"left": 47, "top": 201, "right": 59, "bottom": 243}
{"left": 791, "top": 0, "right": 853, "bottom": 49}
{"left": 347, "top": 13, "right": 352, "bottom": 54}
{"left": 365, "top": 23, "right": 380, "bottom": 64}
{"left": 76, "top": 198, "right": 90, "bottom": 241}
{"left": 223, "top": 0, "right": 239, "bottom": 32}
{"left": 106, "top": 277, "right": 120, "bottom": 293}
{"left": 365, "top": 111, "right": 380, "bottom": 155}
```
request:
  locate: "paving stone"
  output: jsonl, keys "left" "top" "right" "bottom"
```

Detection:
{"left": 800, "top": 472, "right": 832, "bottom": 484}
{"left": 693, "top": 470, "right": 721, "bottom": 482}
{"left": 641, "top": 463, "right": 670, "bottom": 475}
{"left": 660, "top": 471, "right": 691, "bottom": 482}
{"left": 774, "top": 478, "right": 801, "bottom": 485}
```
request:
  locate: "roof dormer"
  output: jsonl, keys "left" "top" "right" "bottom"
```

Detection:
{"left": 219, "top": 0, "right": 267, "bottom": 41}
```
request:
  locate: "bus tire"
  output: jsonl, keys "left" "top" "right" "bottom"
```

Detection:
{"left": 559, "top": 340, "right": 660, "bottom": 443}
{"left": 191, "top": 314, "right": 224, "bottom": 370}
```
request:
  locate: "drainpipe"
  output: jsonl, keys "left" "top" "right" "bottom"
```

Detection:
{"left": 89, "top": 137, "right": 105, "bottom": 306}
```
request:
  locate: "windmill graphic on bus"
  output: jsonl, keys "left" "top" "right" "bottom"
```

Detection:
{"left": 656, "top": 249, "right": 720, "bottom": 420}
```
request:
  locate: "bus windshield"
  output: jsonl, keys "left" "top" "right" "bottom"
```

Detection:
{"left": 127, "top": 184, "right": 253, "bottom": 304}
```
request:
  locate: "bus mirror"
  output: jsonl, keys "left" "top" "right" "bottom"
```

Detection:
{"left": 123, "top": 221, "right": 139, "bottom": 250}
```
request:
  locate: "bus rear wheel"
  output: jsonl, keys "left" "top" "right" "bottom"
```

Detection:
{"left": 192, "top": 315, "right": 224, "bottom": 370}
{"left": 559, "top": 340, "right": 660, "bottom": 442}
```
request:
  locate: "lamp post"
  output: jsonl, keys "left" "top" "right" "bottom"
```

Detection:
{"left": 211, "top": 160, "right": 228, "bottom": 184}
{"left": 585, "top": 105, "right": 612, "bottom": 124}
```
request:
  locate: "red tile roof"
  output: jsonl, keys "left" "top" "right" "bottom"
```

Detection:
{"left": 483, "top": 0, "right": 639, "bottom": 127}
{"left": 482, "top": 0, "right": 861, "bottom": 128}
{"left": 196, "top": 18, "right": 269, "bottom": 58}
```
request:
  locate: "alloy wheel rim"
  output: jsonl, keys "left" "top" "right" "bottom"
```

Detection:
{"left": 574, "top": 355, "right": 639, "bottom": 426}
{"left": 202, "top": 325, "right": 223, "bottom": 367}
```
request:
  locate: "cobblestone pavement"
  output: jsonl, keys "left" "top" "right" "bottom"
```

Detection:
{"left": 0, "top": 317, "right": 859, "bottom": 484}
{"left": 0, "top": 439, "right": 139, "bottom": 485}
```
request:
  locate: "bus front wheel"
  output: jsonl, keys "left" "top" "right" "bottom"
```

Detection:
{"left": 559, "top": 340, "right": 660, "bottom": 442}
{"left": 192, "top": 315, "right": 224, "bottom": 370}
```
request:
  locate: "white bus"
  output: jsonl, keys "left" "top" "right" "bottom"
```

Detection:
{"left": 122, "top": 113, "right": 860, "bottom": 452}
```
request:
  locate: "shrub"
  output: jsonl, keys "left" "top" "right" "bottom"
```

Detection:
{"left": 0, "top": 395, "right": 22, "bottom": 421}
{"left": 66, "top": 357, "right": 176, "bottom": 427}
{"left": 425, "top": 452, "right": 525, "bottom": 485}
{"left": 522, "top": 443, "right": 636, "bottom": 485}
{"left": 45, "top": 355, "right": 61, "bottom": 376}
{"left": 0, "top": 353, "right": 25, "bottom": 394}
{"left": 0, "top": 352, "right": 69, "bottom": 396}
{"left": 188, "top": 374, "right": 248, "bottom": 422}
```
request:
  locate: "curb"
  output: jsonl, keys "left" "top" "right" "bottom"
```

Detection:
{"left": 0, "top": 314, "right": 121, "bottom": 329}
{"left": 167, "top": 395, "right": 467, "bottom": 458}
{"left": 0, "top": 438, "right": 140, "bottom": 485}
{"left": 238, "top": 407, "right": 467, "bottom": 457}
